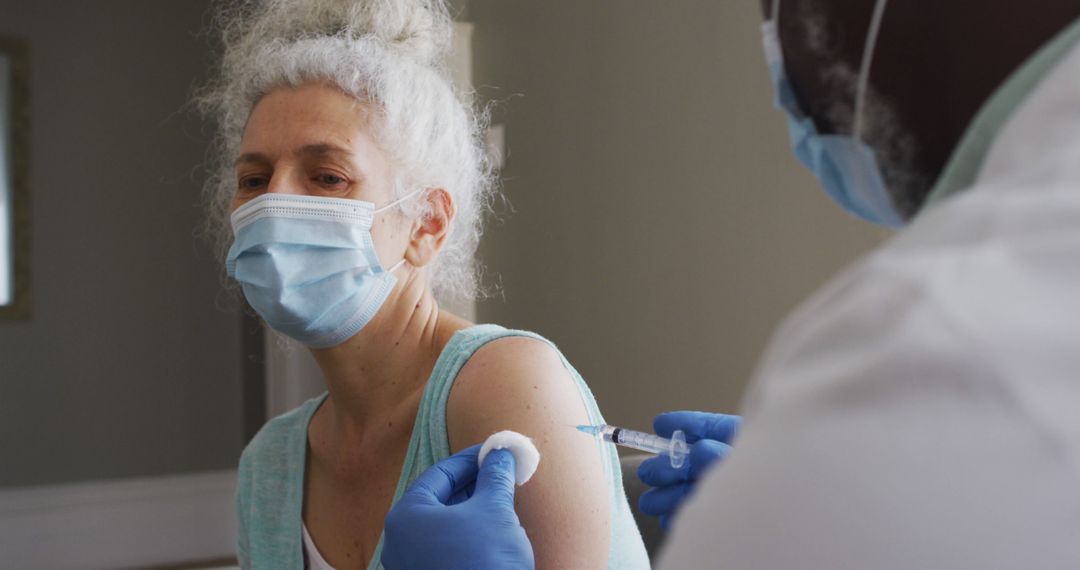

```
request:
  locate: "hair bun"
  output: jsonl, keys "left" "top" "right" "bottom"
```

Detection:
{"left": 227, "top": 0, "right": 452, "bottom": 65}
{"left": 345, "top": 0, "right": 452, "bottom": 64}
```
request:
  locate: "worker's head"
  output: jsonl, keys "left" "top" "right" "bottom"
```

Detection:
{"left": 760, "top": 0, "right": 1080, "bottom": 222}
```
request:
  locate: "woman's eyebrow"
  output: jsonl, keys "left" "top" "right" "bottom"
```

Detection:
{"left": 232, "top": 144, "right": 359, "bottom": 168}
{"left": 233, "top": 152, "right": 270, "bottom": 167}
{"left": 298, "top": 143, "right": 351, "bottom": 159}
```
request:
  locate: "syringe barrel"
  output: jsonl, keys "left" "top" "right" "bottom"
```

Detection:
{"left": 603, "top": 426, "right": 670, "bottom": 455}
{"left": 588, "top": 424, "right": 688, "bottom": 469}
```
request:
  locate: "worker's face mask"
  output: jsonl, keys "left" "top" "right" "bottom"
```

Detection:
{"left": 761, "top": 0, "right": 904, "bottom": 227}
{"left": 226, "top": 192, "right": 416, "bottom": 348}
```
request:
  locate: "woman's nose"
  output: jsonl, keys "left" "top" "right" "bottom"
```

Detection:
{"left": 266, "top": 170, "right": 305, "bottom": 196}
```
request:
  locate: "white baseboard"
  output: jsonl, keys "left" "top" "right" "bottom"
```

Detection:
{"left": 0, "top": 469, "right": 238, "bottom": 570}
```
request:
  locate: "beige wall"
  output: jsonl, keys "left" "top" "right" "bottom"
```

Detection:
{"left": 467, "top": 1, "right": 888, "bottom": 431}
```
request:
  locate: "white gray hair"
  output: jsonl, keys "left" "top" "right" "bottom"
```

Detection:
{"left": 197, "top": 0, "right": 494, "bottom": 303}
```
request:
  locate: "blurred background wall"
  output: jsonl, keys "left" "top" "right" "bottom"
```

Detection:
{"left": 0, "top": 0, "right": 243, "bottom": 488}
{"left": 464, "top": 0, "right": 886, "bottom": 431}
{"left": 0, "top": 1, "right": 248, "bottom": 567}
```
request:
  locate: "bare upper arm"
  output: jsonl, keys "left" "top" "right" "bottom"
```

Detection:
{"left": 447, "top": 336, "right": 611, "bottom": 570}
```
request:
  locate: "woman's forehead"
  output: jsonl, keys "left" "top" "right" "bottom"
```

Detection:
{"left": 240, "top": 85, "right": 378, "bottom": 157}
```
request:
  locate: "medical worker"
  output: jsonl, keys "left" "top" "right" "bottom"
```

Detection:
{"left": 382, "top": 0, "right": 1080, "bottom": 567}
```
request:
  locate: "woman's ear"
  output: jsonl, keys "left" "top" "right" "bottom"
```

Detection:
{"left": 405, "top": 188, "right": 455, "bottom": 268}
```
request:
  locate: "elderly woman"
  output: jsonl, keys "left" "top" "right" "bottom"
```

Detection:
{"left": 198, "top": 1, "right": 649, "bottom": 568}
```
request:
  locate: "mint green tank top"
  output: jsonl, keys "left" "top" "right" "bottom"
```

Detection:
{"left": 235, "top": 324, "right": 651, "bottom": 569}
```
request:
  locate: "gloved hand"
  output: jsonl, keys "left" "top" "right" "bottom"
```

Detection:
{"left": 637, "top": 411, "right": 741, "bottom": 530}
{"left": 382, "top": 444, "right": 535, "bottom": 570}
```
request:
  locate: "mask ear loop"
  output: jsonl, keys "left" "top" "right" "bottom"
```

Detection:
{"left": 387, "top": 258, "right": 408, "bottom": 273}
{"left": 846, "top": 0, "right": 890, "bottom": 217}
{"left": 852, "top": 0, "right": 889, "bottom": 143}
{"left": 375, "top": 189, "right": 425, "bottom": 273}
{"left": 374, "top": 188, "right": 425, "bottom": 215}
{"left": 771, "top": 0, "right": 885, "bottom": 141}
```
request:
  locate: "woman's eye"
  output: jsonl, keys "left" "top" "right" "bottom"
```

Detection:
{"left": 238, "top": 175, "right": 268, "bottom": 192}
{"left": 314, "top": 173, "right": 347, "bottom": 186}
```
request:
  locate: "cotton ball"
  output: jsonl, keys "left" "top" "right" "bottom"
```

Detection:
{"left": 478, "top": 430, "right": 541, "bottom": 486}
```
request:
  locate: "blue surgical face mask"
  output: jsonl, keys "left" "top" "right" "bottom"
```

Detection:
{"left": 226, "top": 192, "right": 417, "bottom": 348}
{"left": 762, "top": 0, "right": 904, "bottom": 227}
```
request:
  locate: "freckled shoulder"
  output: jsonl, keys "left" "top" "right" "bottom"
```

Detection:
{"left": 442, "top": 333, "right": 617, "bottom": 569}
{"left": 445, "top": 336, "right": 591, "bottom": 452}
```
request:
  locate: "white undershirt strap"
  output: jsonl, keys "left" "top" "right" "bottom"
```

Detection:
{"left": 301, "top": 523, "right": 338, "bottom": 570}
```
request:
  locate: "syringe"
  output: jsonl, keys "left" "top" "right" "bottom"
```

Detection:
{"left": 576, "top": 424, "right": 689, "bottom": 468}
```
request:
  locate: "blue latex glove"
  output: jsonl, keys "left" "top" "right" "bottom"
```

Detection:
{"left": 637, "top": 411, "right": 741, "bottom": 530}
{"left": 382, "top": 444, "right": 535, "bottom": 570}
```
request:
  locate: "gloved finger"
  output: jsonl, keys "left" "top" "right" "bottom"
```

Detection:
{"left": 638, "top": 483, "right": 691, "bottom": 517}
{"left": 659, "top": 514, "right": 671, "bottom": 532}
{"left": 688, "top": 439, "right": 733, "bottom": 479}
{"left": 446, "top": 481, "right": 477, "bottom": 506}
{"left": 404, "top": 445, "right": 482, "bottom": 506}
{"left": 654, "top": 411, "right": 741, "bottom": 444}
{"left": 637, "top": 454, "right": 689, "bottom": 487}
{"left": 475, "top": 448, "right": 519, "bottom": 507}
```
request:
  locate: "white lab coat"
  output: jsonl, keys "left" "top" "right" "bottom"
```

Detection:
{"left": 659, "top": 44, "right": 1080, "bottom": 570}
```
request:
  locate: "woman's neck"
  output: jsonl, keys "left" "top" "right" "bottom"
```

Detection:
{"left": 309, "top": 269, "right": 461, "bottom": 443}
